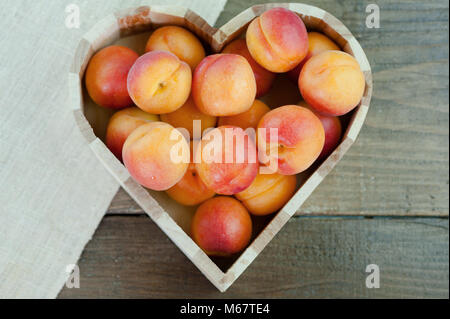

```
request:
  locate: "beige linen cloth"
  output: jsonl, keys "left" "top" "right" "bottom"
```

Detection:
{"left": 0, "top": 0, "right": 226, "bottom": 298}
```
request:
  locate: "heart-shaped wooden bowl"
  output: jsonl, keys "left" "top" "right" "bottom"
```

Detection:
{"left": 69, "top": 3, "right": 372, "bottom": 292}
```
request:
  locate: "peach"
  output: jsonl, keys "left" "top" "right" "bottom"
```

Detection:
{"left": 127, "top": 51, "right": 191, "bottom": 114}
{"left": 299, "top": 50, "right": 365, "bottom": 116}
{"left": 236, "top": 173, "right": 297, "bottom": 216}
{"left": 191, "top": 196, "right": 252, "bottom": 256}
{"left": 85, "top": 45, "right": 138, "bottom": 109}
{"left": 287, "top": 32, "right": 340, "bottom": 83}
{"left": 246, "top": 7, "right": 308, "bottom": 73}
{"left": 160, "top": 95, "right": 217, "bottom": 138}
{"left": 192, "top": 54, "right": 256, "bottom": 116}
{"left": 106, "top": 107, "right": 159, "bottom": 161}
{"left": 122, "top": 121, "right": 189, "bottom": 191}
{"left": 257, "top": 105, "right": 325, "bottom": 175}
{"left": 298, "top": 101, "right": 342, "bottom": 160}
{"left": 222, "top": 39, "right": 275, "bottom": 97}
{"left": 166, "top": 142, "right": 215, "bottom": 206}
{"left": 218, "top": 99, "right": 270, "bottom": 130}
{"left": 145, "top": 26, "right": 205, "bottom": 70}
{"left": 195, "top": 126, "right": 258, "bottom": 195}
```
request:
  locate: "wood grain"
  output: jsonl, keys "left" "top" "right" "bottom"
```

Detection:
{"left": 58, "top": 215, "right": 449, "bottom": 298}
{"left": 59, "top": 0, "right": 449, "bottom": 298}
{"left": 107, "top": 0, "right": 449, "bottom": 217}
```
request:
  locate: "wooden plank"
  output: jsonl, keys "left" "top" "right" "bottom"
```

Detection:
{"left": 58, "top": 215, "right": 449, "bottom": 298}
{"left": 217, "top": 0, "right": 449, "bottom": 217}
{"left": 107, "top": 0, "right": 449, "bottom": 217}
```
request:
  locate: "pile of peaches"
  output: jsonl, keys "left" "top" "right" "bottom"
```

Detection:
{"left": 85, "top": 8, "right": 365, "bottom": 257}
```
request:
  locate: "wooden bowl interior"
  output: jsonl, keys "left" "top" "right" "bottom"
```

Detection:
{"left": 79, "top": 5, "right": 371, "bottom": 275}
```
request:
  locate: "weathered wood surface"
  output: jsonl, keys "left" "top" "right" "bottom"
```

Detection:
{"left": 59, "top": 215, "right": 449, "bottom": 298}
{"left": 108, "top": 0, "right": 449, "bottom": 217}
{"left": 59, "top": 0, "right": 449, "bottom": 298}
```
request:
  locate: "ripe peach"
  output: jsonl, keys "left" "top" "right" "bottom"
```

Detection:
{"left": 246, "top": 7, "right": 308, "bottom": 72}
{"left": 85, "top": 45, "right": 138, "bottom": 109}
{"left": 166, "top": 142, "right": 215, "bottom": 206}
{"left": 145, "top": 26, "right": 205, "bottom": 70}
{"left": 287, "top": 32, "right": 340, "bottom": 83}
{"left": 127, "top": 51, "right": 191, "bottom": 114}
{"left": 299, "top": 50, "right": 365, "bottom": 116}
{"left": 191, "top": 196, "right": 252, "bottom": 256}
{"left": 195, "top": 126, "right": 258, "bottom": 195}
{"left": 106, "top": 107, "right": 159, "bottom": 161}
{"left": 236, "top": 173, "right": 297, "bottom": 216}
{"left": 160, "top": 95, "right": 217, "bottom": 138}
{"left": 122, "top": 121, "right": 189, "bottom": 191}
{"left": 257, "top": 105, "right": 325, "bottom": 175}
{"left": 222, "top": 39, "right": 275, "bottom": 97}
{"left": 298, "top": 101, "right": 342, "bottom": 160}
{"left": 218, "top": 99, "right": 270, "bottom": 130}
{"left": 192, "top": 54, "right": 256, "bottom": 116}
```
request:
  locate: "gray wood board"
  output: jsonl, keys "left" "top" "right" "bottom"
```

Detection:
{"left": 59, "top": 215, "right": 449, "bottom": 298}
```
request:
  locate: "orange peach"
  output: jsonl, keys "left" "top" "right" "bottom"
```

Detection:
{"left": 192, "top": 54, "right": 256, "bottom": 116}
{"left": 257, "top": 105, "right": 325, "bottom": 175}
{"left": 85, "top": 45, "right": 138, "bottom": 109}
{"left": 218, "top": 99, "right": 270, "bottom": 130}
{"left": 127, "top": 51, "right": 191, "bottom": 114}
{"left": 166, "top": 142, "right": 215, "bottom": 206}
{"left": 195, "top": 126, "right": 258, "bottom": 195}
{"left": 299, "top": 50, "right": 365, "bottom": 116}
{"left": 236, "top": 173, "right": 297, "bottom": 215}
{"left": 298, "top": 101, "right": 342, "bottom": 160}
{"left": 246, "top": 7, "right": 308, "bottom": 72}
{"left": 145, "top": 26, "right": 205, "bottom": 70}
{"left": 160, "top": 95, "right": 217, "bottom": 138}
{"left": 222, "top": 38, "right": 275, "bottom": 97}
{"left": 191, "top": 196, "right": 252, "bottom": 256}
{"left": 287, "top": 32, "right": 340, "bottom": 82}
{"left": 106, "top": 107, "right": 159, "bottom": 161}
{"left": 122, "top": 121, "right": 189, "bottom": 191}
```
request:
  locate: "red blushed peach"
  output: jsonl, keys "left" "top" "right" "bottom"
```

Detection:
{"left": 222, "top": 39, "right": 275, "bottom": 97}
{"left": 257, "top": 105, "right": 325, "bottom": 175}
{"left": 191, "top": 196, "right": 252, "bottom": 256}
{"left": 218, "top": 99, "right": 270, "bottom": 130}
{"left": 298, "top": 101, "right": 342, "bottom": 160}
{"left": 145, "top": 26, "right": 205, "bottom": 70}
{"left": 165, "top": 142, "right": 215, "bottom": 206}
{"left": 127, "top": 51, "right": 191, "bottom": 114}
{"left": 122, "top": 121, "right": 189, "bottom": 191}
{"left": 160, "top": 95, "right": 217, "bottom": 138}
{"left": 299, "top": 50, "right": 365, "bottom": 116}
{"left": 287, "top": 32, "right": 340, "bottom": 83}
{"left": 246, "top": 7, "right": 308, "bottom": 72}
{"left": 85, "top": 45, "right": 138, "bottom": 109}
{"left": 195, "top": 126, "right": 258, "bottom": 195}
{"left": 106, "top": 107, "right": 159, "bottom": 161}
{"left": 236, "top": 173, "right": 297, "bottom": 216}
{"left": 192, "top": 54, "right": 256, "bottom": 116}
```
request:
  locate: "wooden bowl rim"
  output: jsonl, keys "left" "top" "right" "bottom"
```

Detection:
{"left": 68, "top": 3, "right": 373, "bottom": 292}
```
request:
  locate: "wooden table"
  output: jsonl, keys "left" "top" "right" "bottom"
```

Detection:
{"left": 59, "top": 0, "right": 449, "bottom": 298}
